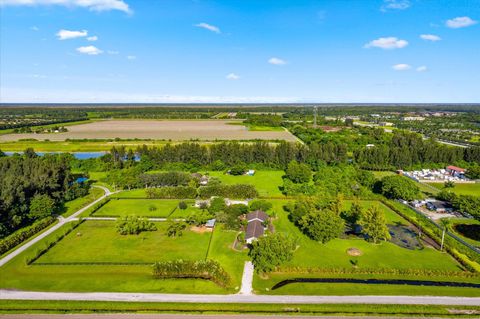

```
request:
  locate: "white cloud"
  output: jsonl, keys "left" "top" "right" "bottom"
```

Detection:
{"left": 420, "top": 34, "right": 441, "bottom": 41}
{"left": 0, "top": 0, "right": 131, "bottom": 13}
{"left": 107, "top": 50, "right": 119, "bottom": 55}
{"left": 392, "top": 63, "right": 411, "bottom": 71}
{"left": 268, "top": 57, "right": 287, "bottom": 65}
{"left": 364, "top": 37, "right": 408, "bottom": 49}
{"left": 30, "top": 26, "right": 39, "bottom": 31}
{"left": 126, "top": 55, "right": 136, "bottom": 60}
{"left": 446, "top": 16, "right": 478, "bottom": 29}
{"left": 56, "top": 29, "right": 87, "bottom": 40}
{"left": 195, "top": 22, "right": 221, "bottom": 34}
{"left": 381, "top": 0, "right": 410, "bottom": 11}
{"left": 76, "top": 45, "right": 103, "bottom": 55}
{"left": 416, "top": 66, "right": 428, "bottom": 72}
{"left": 226, "top": 73, "right": 240, "bottom": 80}
{"left": 87, "top": 36, "right": 98, "bottom": 41}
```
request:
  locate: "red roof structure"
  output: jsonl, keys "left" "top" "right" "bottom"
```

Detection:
{"left": 447, "top": 165, "right": 466, "bottom": 173}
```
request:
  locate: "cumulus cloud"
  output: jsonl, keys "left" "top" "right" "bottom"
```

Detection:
{"left": 76, "top": 45, "right": 103, "bottom": 55}
{"left": 56, "top": 29, "right": 87, "bottom": 40}
{"left": 364, "top": 37, "right": 408, "bottom": 49}
{"left": 0, "top": 0, "right": 131, "bottom": 13}
{"left": 87, "top": 36, "right": 98, "bottom": 41}
{"left": 446, "top": 16, "right": 478, "bottom": 28}
{"left": 420, "top": 34, "right": 441, "bottom": 41}
{"left": 416, "top": 66, "right": 428, "bottom": 72}
{"left": 226, "top": 73, "right": 240, "bottom": 80}
{"left": 381, "top": 0, "right": 410, "bottom": 11}
{"left": 268, "top": 57, "right": 287, "bottom": 65}
{"left": 195, "top": 22, "right": 221, "bottom": 34}
{"left": 392, "top": 63, "right": 411, "bottom": 71}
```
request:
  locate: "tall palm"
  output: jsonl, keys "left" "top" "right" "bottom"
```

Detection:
{"left": 439, "top": 218, "right": 451, "bottom": 252}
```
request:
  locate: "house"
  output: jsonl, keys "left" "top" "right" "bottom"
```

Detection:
{"left": 205, "top": 218, "right": 216, "bottom": 229}
{"left": 446, "top": 166, "right": 466, "bottom": 177}
{"left": 245, "top": 210, "right": 269, "bottom": 244}
{"left": 426, "top": 201, "right": 449, "bottom": 213}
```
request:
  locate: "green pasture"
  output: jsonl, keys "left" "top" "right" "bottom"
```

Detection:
{"left": 93, "top": 199, "right": 179, "bottom": 218}
{"left": 427, "top": 182, "right": 480, "bottom": 196}
{"left": 207, "top": 170, "right": 284, "bottom": 197}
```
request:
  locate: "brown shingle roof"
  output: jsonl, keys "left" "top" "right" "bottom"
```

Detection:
{"left": 245, "top": 220, "right": 264, "bottom": 240}
{"left": 246, "top": 210, "right": 268, "bottom": 222}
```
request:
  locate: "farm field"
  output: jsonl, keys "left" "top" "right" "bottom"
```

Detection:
{"left": 0, "top": 220, "right": 244, "bottom": 294}
{"left": 207, "top": 170, "right": 285, "bottom": 197}
{"left": 0, "top": 120, "right": 298, "bottom": 142}
{"left": 252, "top": 199, "right": 478, "bottom": 296}
{"left": 427, "top": 182, "right": 480, "bottom": 196}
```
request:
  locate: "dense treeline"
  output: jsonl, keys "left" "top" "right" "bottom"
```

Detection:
{"left": 0, "top": 152, "right": 86, "bottom": 237}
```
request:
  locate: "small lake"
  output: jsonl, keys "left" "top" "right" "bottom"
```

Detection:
{"left": 4, "top": 151, "right": 106, "bottom": 159}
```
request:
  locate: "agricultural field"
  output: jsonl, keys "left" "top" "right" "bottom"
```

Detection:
{"left": 207, "top": 170, "right": 285, "bottom": 197}
{"left": 427, "top": 182, "right": 480, "bottom": 196}
{"left": 253, "top": 199, "right": 478, "bottom": 296}
{"left": 0, "top": 119, "right": 297, "bottom": 142}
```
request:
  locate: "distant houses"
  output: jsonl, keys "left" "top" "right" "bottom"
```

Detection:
{"left": 245, "top": 210, "right": 268, "bottom": 244}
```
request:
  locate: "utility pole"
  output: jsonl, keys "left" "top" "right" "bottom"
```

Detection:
{"left": 313, "top": 105, "right": 318, "bottom": 129}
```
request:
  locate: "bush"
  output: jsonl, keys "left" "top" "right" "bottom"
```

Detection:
{"left": 166, "top": 221, "right": 187, "bottom": 237}
{"left": 249, "top": 200, "right": 272, "bottom": 212}
{"left": 152, "top": 259, "right": 231, "bottom": 287}
{"left": 146, "top": 186, "right": 197, "bottom": 199}
{"left": 198, "top": 184, "right": 258, "bottom": 199}
{"left": 116, "top": 216, "right": 157, "bottom": 235}
{"left": 139, "top": 171, "right": 192, "bottom": 187}
{"left": 178, "top": 201, "right": 188, "bottom": 210}
{"left": 0, "top": 217, "right": 56, "bottom": 255}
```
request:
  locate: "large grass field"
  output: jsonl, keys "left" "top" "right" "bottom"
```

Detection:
{"left": 60, "top": 187, "right": 105, "bottom": 217}
{"left": 94, "top": 199, "right": 179, "bottom": 218}
{"left": 207, "top": 170, "right": 285, "bottom": 197}
{"left": 427, "top": 182, "right": 480, "bottom": 196}
{"left": 0, "top": 220, "right": 244, "bottom": 294}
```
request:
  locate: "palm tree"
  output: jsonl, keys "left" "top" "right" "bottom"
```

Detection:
{"left": 439, "top": 218, "right": 451, "bottom": 252}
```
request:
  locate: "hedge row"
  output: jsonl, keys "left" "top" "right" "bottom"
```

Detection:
{"left": 277, "top": 266, "right": 478, "bottom": 278}
{"left": 25, "top": 220, "right": 85, "bottom": 265}
{"left": 146, "top": 186, "right": 197, "bottom": 199}
{"left": 0, "top": 217, "right": 56, "bottom": 255}
{"left": 381, "top": 199, "right": 480, "bottom": 272}
{"left": 152, "top": 259, "right": 231, "bottom": 288}
{"left": 198, "top": 184, "right": 258, "bottom": 199}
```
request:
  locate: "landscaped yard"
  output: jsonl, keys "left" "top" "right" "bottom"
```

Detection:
{"left": 427, "top": 182, "right": 480, "bottom": 196}
{"left": 207, "top": 170, "right": 284, "bottom": 197}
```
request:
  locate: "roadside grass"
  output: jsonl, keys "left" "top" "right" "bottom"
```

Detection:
{"left": 60, "top": 187, "right": 105, "bottom": 217}
{"left": 2, "top": 300, "right": 479, "bottom": 317}
{"left": 207, "top": 170, "right": 284, "bottom": 197}
{"left": 427, "top": 182, "right": 480, "bottom": 196}
{"left": 35, "top": 220, "right": 210, "bottom": 264}
{"left": 93, "top": 199, "right": 179, "bottom": 218}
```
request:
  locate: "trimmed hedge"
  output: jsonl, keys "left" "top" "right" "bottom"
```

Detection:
{"left": 145, "top": 186, "right": 197, "bottom": 199}
{"left": 152, "top": 259, "right": 231, "bottom": 287}
{"left": 198, "top": 184, "right": 258, "bottom": 199}
{"left": 0, "top": 217, "right": 56, "bottom": 255}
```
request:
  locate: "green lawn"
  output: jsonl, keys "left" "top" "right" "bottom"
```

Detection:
{"left": 60, "top": 187, "right": 105, "bottom": 217}
{"left": 207, "top": 170, "right": 284, "bottom": 197}
{"left": 36, "top": 220, "right": 211, "bottom": 264}
{"left": 370, "top": 171, "right": 396, "bottom": 179}
{"left": 112, "top": 189, "right": 148, "bottom": 198}
{"left": 93, "top": 199, "right": 179, "bottom": 218}
{"left": 427, "top": 182, "right": 480, "bottom": 196}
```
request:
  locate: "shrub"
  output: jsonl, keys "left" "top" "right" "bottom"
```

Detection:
{"left": 249, "top": 200, "right": 272, "bottom": 212}
{"left": 166, "top": 221, "right": 187, "bottom": 237}
{"left": 145, "top": 186, "right": 197, "bottom": 199}
{"left": 178, "top": 201, "right": 188, "bottom": 210}
{"left": 116, "top": 216, "right": 157, "bottom": 235}
{"left": 198, "top": 184, "right": 258, "bottom": 199}
{"left": 152, "top": 259, "right": 231, "bottom": 287}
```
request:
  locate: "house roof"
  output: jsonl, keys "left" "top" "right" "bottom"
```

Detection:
{"left": 447, "top": 165, "right": 466, "bottom": 172}
{"left": 245, "top": 220, "right": 264, "bottom": 239}
{"left": 246, "top": 210, "right": 268, "bottom": 222}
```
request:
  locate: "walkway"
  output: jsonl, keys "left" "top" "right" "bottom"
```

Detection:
{"left": 0, "top": 290, "right": 479, "bottom": 305}
{"left": 0, "top": 186, "right": 111, "bottom": 267}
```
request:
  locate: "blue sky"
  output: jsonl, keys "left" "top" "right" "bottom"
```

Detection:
{"left": 0, "top": 0, "right": 479, "bottom": 103}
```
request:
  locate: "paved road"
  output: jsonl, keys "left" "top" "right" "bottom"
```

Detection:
{"left": 0, "top": 315, "right": 462, "bottom": 319}
{"left": 0, "top": 186, "right": 110, "bottom": 267}
{"left": 239, "top": 261, "right": 254, "bottom": 295}
{"left": 1, "top": 290, "right": 479, "bottom": 306}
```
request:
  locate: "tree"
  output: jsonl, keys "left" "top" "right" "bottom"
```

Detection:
{"left": 444, "top": 180, "right": 455, "bottom": 189}
{"left": 343, "top": 201, "right": 363, "bottom": 225}
{"left": 208, "top": 197, "right": 226, "bottom": 213}
{"left": 285, "top": 160, "right": 311, "bottom": 183}
{"left": 358, "top": 206, "right": 390, "bottom": 244}
{"left": 299, "top": 209, "right": 344, "bottom": 243}
{"left": 166, "top": 221, "right": 187, "bottom": 237}
{"left": 249, "top": 200, "right": 272, "bottom": 212}
{"left": 380, "top": 175, "right": 421, "bottom": 201}
{"left": 116, "top": 215, "right": 157, "bottom": 235}
{"left": 249, "top": 233, "right": 297, "bottom": 273}
{"left": 186, "top": 210, "right": 213, "bottom": 226}
{"left": 229, "top": 163, "right": 246, "bottom": 176}
{"left": 28, "top": 194, "right": 55, "bottom": 219}
{"left": 178, "top": 201, "right": 188, "bottom": 210}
